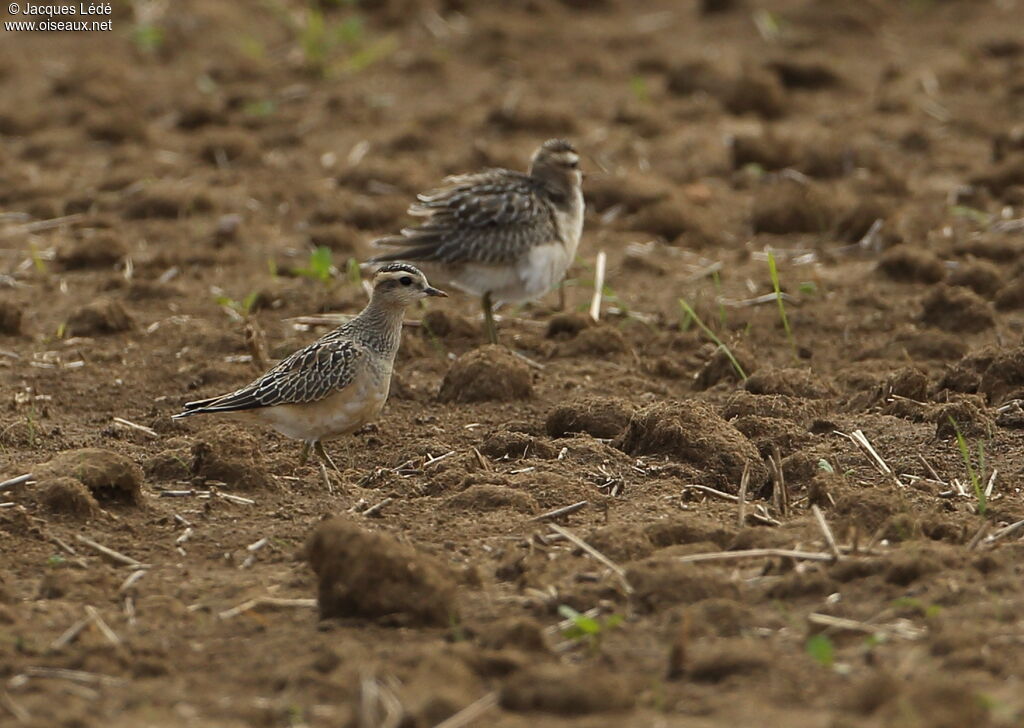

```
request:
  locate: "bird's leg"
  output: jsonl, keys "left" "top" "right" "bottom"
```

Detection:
{"left": 299, "top": 441, "right": 312, "bottom": 466}
{"left": 482, "top": 291, "right": 498, "bottom": 345}
{"left": 314, "top": 441, "right": 342, "bottom": 474}
{"left": 556, "top": 281, "right": 567, "bottom": 312}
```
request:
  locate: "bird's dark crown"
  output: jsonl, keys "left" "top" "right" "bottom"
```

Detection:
{"left": 375, "top": 262, "right": 423, "bottom": 277}
{"left": 540, "top": 139, "right": 577, "bottom": 154}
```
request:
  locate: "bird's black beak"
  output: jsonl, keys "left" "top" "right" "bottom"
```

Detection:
{"left": 424, "top": 286, "right": 448, "bottom": 297}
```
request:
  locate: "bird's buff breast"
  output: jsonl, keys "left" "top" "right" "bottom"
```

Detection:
{"left": 250, "top": 369, "right": 391, "bottom": 442}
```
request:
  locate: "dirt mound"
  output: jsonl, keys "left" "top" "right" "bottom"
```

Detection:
{"left": 545, "top": 395, "right": 634, "bottom": 439}
{"left": 744, "top": 367, "right": 834, "bottom": 399}
{"left": 877, "top": 245, "right": 946, "bottom": 283}
{"left": 629, "top": 560, "right": 739, "bottom": 616}
{"left": 65, "top": 298, "right": 134, "bottom": 336}
{"left": 614, "top": 401, "right": 768, "bottom": 489}
{"left": 731, "top": 415, "right": 812, "bottom": 458}
{"left": 833, "top": 489, "right": 906, "bottom": 537}
{"left": 919, "top": 285, "right": 995, "bottom": 332}
{"left": 884, "top": 367, "right": 930, "bottom": 401}
{"left": 438, "top": 346, "right": 533, "bottom": 403}
{"left": 478, "top": 430, "right": 555, "bottom": 460}
{"left": 685, "top": 639, "right": 772, "bottom": 682}
{"left": 627, "top": 198, "right": 716, "bottom": 246}
{"left": 36, "top": 477, "right": 101, "bottom": 517}
{"left": 726, "top": 70, "right": 788, "bottom": 119}
{"left": 694, "top": 342, "right": 757, "bottom": 389}
{"left": 768, "top": 58, "right": 843, "bottom": 90}
{"left": 948, "top": 260, "right": 1003, "bottom": 298}
{"left": 877, "top": 675, "right": 992, "bottom": 728}
{"left": 143, "top": 441, "right": 192, "bottom": 481}
{"left": 546, "top": 312, "right": 592, "bottom": 339}
{"left": 476, "top": 616, "right": 548, "bottom": 652}
{"left": 35, "top": 448, "right": 142, "bottom": 505}
{"left": 190, "top": 429, "right": 274, "bottom": 490}
{"left": 722, "top": 390, "right": 828, "bottom": 425}
{"left": 751, "top": 179, "right": 835, "bottom": 234}
{"left": 932, "top": 397, "right": 994, "bottom": 438}
{"left": 685, "top": 598, "right": 759, "bottom": 638}
{"left": 731, "top": 131, "right": 798, "bottom": 172}
{"left": 995, "top": 277, "right": 1024, "bottom": 310}
{"left": 978, "top": 346, "right": 1024, "bottom": 405}
{"left": 499, "top": 664, "right": 635, "bottom": 715}
{"left": 584, "top": 171, "right": 670, "bottom": 213}
{"left": 0, "top": 300, "right": 23, "bottom": 334}
{"left": 443, "top": 484, "right": 538, "bottom": 514}
{"left": 561, "top": 325, "right": 630, "bottom": 357}
{"left": 306, "top": 517, "right": 457, "bottom": 626}
{"left": 969, "top": 155, "right": 1024, "bottom": 196}
{"left": 56, "top": 234, "right": 127, "bottom": 270}
{"left": 122, "top": 184, "right": 213, "bottom": 219}
{"left": 420, "top": 309, "right": 478, "bottom": 341}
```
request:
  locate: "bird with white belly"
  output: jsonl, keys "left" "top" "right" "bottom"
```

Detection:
{"left": 371, "top": 138, "right": 585, "bottom": 344}
{"left": 172, "top": 264, "right": 446, "bottom": 470}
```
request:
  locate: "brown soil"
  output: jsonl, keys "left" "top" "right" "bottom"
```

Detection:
{"left": 2, "top": 1, "right": 1024, "bottom": 726}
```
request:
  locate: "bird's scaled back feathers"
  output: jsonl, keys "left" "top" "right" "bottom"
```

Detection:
{"left": 372, "top": 169, "right": 562, "bottom": 266}
{"left": 175, "top": 336, "right": 365, "bottom": 416}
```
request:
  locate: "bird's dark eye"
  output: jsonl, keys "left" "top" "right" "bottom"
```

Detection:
{"left": 400, "top": 276, "right": 413, "bottom": 286}
{"left": 567, "top": 159, "right": 579, "bottom": 169}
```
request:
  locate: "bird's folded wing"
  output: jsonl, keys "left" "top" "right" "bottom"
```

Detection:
{"left": 372, "top": 171, "right": 558, "bottom": 265}
{"left": 181, "top": 338, "right": 364, "bottom": 413}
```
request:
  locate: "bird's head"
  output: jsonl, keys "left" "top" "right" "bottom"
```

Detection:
{"left": 370, "top": 263, "right": 447, "bottom": 306}
{"left": 529, "top": 138, "right": 582, "bottom": 188}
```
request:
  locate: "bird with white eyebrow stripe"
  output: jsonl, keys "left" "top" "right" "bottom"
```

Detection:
{"left": 172, "top": 264, "right": 446, "bottom": 471}
{"left": 371, "top": 139, "right": 584, "bottom": 344}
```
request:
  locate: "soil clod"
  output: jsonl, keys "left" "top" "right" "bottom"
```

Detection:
{"left": 66, "top": 298, "right": 134, "bottom": 336}
{"left": 615, "top": 401, "right": 768, "bottom": 489}
{"left": 546, "top": 395, "right": 634, "bottom": 439}
{"left": 306, "top": 516, "right": 457, "bottom": 626}
{"left": 438, "top": 346, "right": 533, "bottom": 403}
{"left": 35, "top": 448, "right": 142, "bottom": 505}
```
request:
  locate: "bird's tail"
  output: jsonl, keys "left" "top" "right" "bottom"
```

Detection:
{"left": 170, "top": 396, "right": 223, "bottom": 419}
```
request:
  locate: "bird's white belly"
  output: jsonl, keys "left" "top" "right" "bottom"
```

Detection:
{"left": 448, "top": 242, "right": 573, "bottom": 304}
{"left": 446, "top": 188, "right": 582, "bottom": 305}
{"left": 252, "top": 372, "right": 390, "bottom": 442}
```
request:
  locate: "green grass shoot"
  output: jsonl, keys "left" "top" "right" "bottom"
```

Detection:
{"left": 558, "top": 605, "right": 623, "bottom": 654}
{"left": 949, "top": 417, "right": 987, "bottom": 516}
{"left": 678, "top": 298, "right": 748, "bottom": 381}
{"left": 805, "top": 633, "right": 835, "bottom": 668}
{"left": 296, "top": 246, "right": 335, "bottom": 284}
{"left": 629, "top": 75, "right": 649, "bottom": 103}
{"left": 131, "top": 24, "right": 164, "bottom": 54}
{"left": 767, "top": 251, "right": 798, "bottom": 360}
{"left": 216, "top": 291, "right": 259, "bottom": 317}
{"left": 29, "top": 242, "right": 48, "bottom": 274}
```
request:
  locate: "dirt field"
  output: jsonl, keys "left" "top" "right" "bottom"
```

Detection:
{"left": 3, "top": 0, "right": 1024, "bottom": 725}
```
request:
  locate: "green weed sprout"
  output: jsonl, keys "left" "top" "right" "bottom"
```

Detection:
{"left": 949, "top": 417, "right": 987, "bottom": 517}
{"left": 805, "top": 633, "right": 835, "bottom": 668}
{"left": 296, "top": 246, "right": 335, "bottom": 285}
{"left": 215, "top": 291, "right": 260, "bottom": 318}
{"left": 131, "top": 23, "right": 164, "bottom": 54}
{"left": 678, "top": 298, "right": 748, "bottom": 381}
{"left": 558, "top": 605, "right": 623, "bottom": 654}
{"left": 629, "top": 76, "right": 649, "bottom": 103}
{"left": 767, "top": 251, "right": 797, "bottom": 360}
